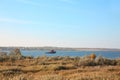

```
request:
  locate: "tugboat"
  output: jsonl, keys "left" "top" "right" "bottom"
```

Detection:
{"left": 46, "top": 50, "right": 56, "bottom": 54}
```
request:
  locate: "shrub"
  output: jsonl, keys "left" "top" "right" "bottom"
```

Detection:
{"left": 77, "top": 56, "right": 96, "bottom": 66}
{"left": 95, "top": 56, "right": 117, "bottom": 66}
{"left": 90, "top": 53, "right": 96, "bottom": 60}
{"left": 116, "top": 58, "right": 120, "bottom": 65}
{"left": 9, "top": 48, "right": 23, "bottom": 60}
{"left": 50, "top": 65, "right": 67, "bottom": 71}
{"left": 0, "top": 56, "right": 4, "bottom": 62}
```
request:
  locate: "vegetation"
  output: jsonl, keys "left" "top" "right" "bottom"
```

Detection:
{"left": 0, "top": 48, "right": 120, "bottom": 80}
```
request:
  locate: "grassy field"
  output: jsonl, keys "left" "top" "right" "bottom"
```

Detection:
{"left": 0, "top": 53, "right": 120, "bottom": 80}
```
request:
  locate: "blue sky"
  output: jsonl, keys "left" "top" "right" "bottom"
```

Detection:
{"left": 0, "top": 0, "right": 120, "bottom": 48}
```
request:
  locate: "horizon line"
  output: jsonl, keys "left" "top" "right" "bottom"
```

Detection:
{"left": 0, "top": 46, "right": 120, "bottom": 49}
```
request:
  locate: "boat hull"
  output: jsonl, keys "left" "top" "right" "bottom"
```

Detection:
{"left": 46, "top": 52, "right": 56, "bottom": 54}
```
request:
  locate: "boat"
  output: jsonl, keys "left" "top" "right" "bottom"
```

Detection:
{"left": 46, "top": 50, "right": 56, "bottom": 54}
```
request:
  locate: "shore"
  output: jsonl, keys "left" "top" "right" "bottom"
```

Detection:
{"left": 1, "top": 47, "right": 120, "bottom": 51}
{"left": 0, "top": 55, "right": 120, "bottom": 80}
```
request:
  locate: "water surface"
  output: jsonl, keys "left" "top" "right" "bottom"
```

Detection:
{"left": 21, "top": 50, "right": 120, "bottom": 59}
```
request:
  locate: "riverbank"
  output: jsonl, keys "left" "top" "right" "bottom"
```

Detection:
{"left": 0, "top": 55, "right": 120, "bottom": 80}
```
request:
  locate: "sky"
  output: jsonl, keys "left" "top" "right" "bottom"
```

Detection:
{"left": 0, "top": 0, "right": 120, "bottom": 48}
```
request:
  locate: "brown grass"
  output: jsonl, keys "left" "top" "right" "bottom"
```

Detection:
{"left": 0, "top": 55, "right": 120, "bottom": 80}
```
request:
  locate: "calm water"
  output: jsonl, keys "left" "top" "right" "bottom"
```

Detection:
{"left": 20, "top": 50, "right": 120, "bottom": 59}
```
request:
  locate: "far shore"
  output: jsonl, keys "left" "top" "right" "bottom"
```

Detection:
{"left": 1, "top": 47, "right": 120, "bottom": 51}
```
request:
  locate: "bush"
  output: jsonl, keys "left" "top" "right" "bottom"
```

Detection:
{"left": 79, "top": 59, "right": 96, "bottom": 66}
{"left": 116, "top": 59, "right": 120, "bottom": 65}
{"left": 77, "top": 56, "right": 96, "bottom": 66}
{"left": 95, "top": 56, "right": 117, "bottom": 66}
{"left": 9, "top": 48, "right": 23, "bottom": 60}
{"left": 90, "top": 53, "right": 96, "bottom": 60}
{"left": 50, "top": 65, "right": 67, "bottom": 71}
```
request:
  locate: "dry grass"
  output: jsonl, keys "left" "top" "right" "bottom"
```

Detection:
{"left": 0, "top": 55, "right": 120, "bottom": 80}
{"left": 0, "top": 66, "right": 120, "bottom": 80}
